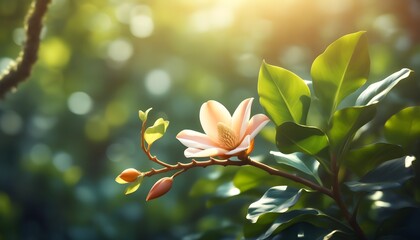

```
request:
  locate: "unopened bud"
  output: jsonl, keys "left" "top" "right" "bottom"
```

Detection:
{"left": 146, "top": 177, "right": 173, "bottom": 201}
{"left": 116, "top": 168, "right": 142, "bottom": 184}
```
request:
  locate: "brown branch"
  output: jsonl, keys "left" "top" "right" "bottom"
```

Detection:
{"left": 141, "top": 156, "right": 333, "bottom": 197}
{"left": 0, "top": 0, "right": 52, "bottom": 98}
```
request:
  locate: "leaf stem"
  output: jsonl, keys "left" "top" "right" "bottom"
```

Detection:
{"left": 331, "top": 155, "right": 367, "bottom": 240}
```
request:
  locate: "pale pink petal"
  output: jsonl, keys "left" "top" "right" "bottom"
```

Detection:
{"left": 184, "top": 147, "right": 228, "bottom": 158}
{"left": 225, "top": 135, "right": 251, "bottom": 155}
{"left": 200, "top": 100, "right": 232, "bottom": 141}
{"left": 176, "top": 130, "right": 219, "bottom": 149}
{"left": 232, "top": 98, "right": 253, "bottom": 139}
{"left": 246, "top": 114, "right": 270, "bottom": 139}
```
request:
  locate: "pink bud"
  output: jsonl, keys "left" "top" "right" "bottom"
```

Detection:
{"left": 116, "top": 168, "right": 142, "bottom": 183}
{"left": 146, "top": 177, "right": 173, "bottom": 201}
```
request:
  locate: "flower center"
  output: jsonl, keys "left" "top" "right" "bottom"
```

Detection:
{"left": 217, "top": 122, "right": 238, "bottom": 149}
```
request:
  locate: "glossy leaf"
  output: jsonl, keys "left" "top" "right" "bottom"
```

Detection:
{"left": 311, "top": 31, "right": 370, "bottom": 118}
{"left": 124, "top": 176, "right": 144, "bottom": 195}
{"left": 245, "top": 209, "right": 351, "bottom": 239}
{"left": 247, "top": 186, "right": 306, "bottom": 223}
{"left": 139, "top": 107, "right": 152, "bottom": 122}
{"left": 328, "top": 104, "right": 376, "bottom": 159}
{"left": 356, "top": 68, "right": 412, "bottom": 106}
{"left": 345, "top": 156, "right": 415, "bottom": 192}
{"left": 144, "top": 118, "right": 169, "bottom": 146}
{"left": 258, "top": 61, "right": 311, "bottom": 126}
{"left": 344, "top": 143, "right": 404, "bottom": 176}
{"left": 271, "top": 151, "right": 322, "bottom": 184}
{"left": 384, "top": 106, "right": 420, "bottom": 149}
{"left": 276, "top": 122, "right": 329, "bottom": 156}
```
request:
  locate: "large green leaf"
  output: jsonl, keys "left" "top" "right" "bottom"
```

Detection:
{"left": 328, "top": 104, "right": 376, "bottom": 159}
{"left": 311, "top": 31, "right": 370, "bottom": 119}
{"left": 271, "top": 151, "right": 322, "bottom": 184}
{"left": 245, "top": 209, "right": 352, "bottom": 239}
{"left": 276, "top": 122, "right": 329, "bottom": 157}
{"left": 356, "top": 68, "right": 412, "bottom": 106}
{"left": 345, "top": 156, "right": 415, "bottom": 192}
{"left": 144, "top": 118, "right": 169, "bottom": 146}
{"left": 344, "top": 143, "right": 404, "bottom": 176}
{"left": 247, "top": 186, "right": 307, "bottom": 223}
{"left": 258, "top": 61, "right": 311, "bottom": 126}
{"left": 384, "top": 106, "right": 420, "bottom": 149}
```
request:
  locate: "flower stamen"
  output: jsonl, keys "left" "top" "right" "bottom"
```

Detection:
{"left": 217, "top": 122, "right": 238, "bottom": 149}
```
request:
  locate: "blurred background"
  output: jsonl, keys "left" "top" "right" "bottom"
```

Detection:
{"left": 0, "top": 0, "right": 419, "bottom": 239}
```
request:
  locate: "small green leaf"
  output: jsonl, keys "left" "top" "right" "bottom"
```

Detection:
{"left": 144, "top": 118, "right": 169, "bottom": 146}
{"left": 139, "top": 108, "right": 152, "bottom": 122}
{"left": 384, "top": 106, "right": 420, "bottom": 149}
{"left": 356, "top": 68, "right": 412, "bottom": 106}
{"left": 271, "top": 151, "right": 322, "bottom": 185}
{"left": 247, "top": 186, "right": 307, "bottom": 223}
{"left": 276, "top": 122, "right": 329, "bottom": 168}
{"left": 258, "top": 61, "right": 311, "bottom": 126}
{"left": 344, "top": 143, "right": 404, "bottom": 176}
{"left": 124, "top": 176, "right": 144, "bottom": 195}
{"left": 345, "top": 156, "right": 415, "bottom": 192}
{"left": 328, "top": 104, "right": 376, "bottom": 159}
{"left": 311, "top": 31, "right": 370, "bottom": 119}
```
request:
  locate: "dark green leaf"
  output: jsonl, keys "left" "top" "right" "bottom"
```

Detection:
{"left": 271, "top": 151, "right": 322, "bottom": 184}
{"left": 376, "top": 207, "right": 420, "bottom": 239}
{"left": 245, "top": 208, "right": 351, "bottom": 239}
{"left": 311, "top": 31, "right": 370, "bottom": 119}
{"left": 258, "top": 61, "right": 311, "bottom": 126}
{"left": 384, "top": 106, "right": 420, "bottom": 149}
{"left": 356, "top": 68, "right": 412, "bottom": 106}
{"left": 276, "top": 122, "right": 329, "bottom": 157}
{"left": 345, "top": 156, "right": 415, "bottom": 192}
{"left": 247, "top": 186, "right": 306, "bottom": 223}
{"left": 344, "top": 143, "right": 404, "bottom": 176}
{"left": 328, "top": 104, "right": 376, "bottom": 159}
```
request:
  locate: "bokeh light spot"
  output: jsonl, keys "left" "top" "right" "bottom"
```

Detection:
{"left": 144, "top": 69, "right": 171, "bottom": 96}
{"left": 29, "top": 144, "right": 52, "bottom": 165}
{"left": 107, "top": 39, "right": 133, "bottom": 62}
{"left": 68, "top": 92, "right": 93, "bottom": 115}
{"left": 0, "top": 110, "right": 23, "bottom": 135}
{"left": 105, "top": 101, "right": 129, "bottom": 127}
{"left": 85, "top": 116, "right": 109, "bottom": 141}
{"left": 40, "top": 37, "right": 71, "bottom": 68}
{"left": 53, "top": 151, "right": 73, "bottom": 172}
{"left": 130, "top": 14, "right": 154, "bottom": 38}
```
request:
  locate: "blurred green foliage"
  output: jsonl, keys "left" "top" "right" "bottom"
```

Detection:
{"left": 0, "top": 0, "right": 419, "bottom": 239}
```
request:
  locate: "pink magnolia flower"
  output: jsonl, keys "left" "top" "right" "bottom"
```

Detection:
{"left": 176, "top": 98, "right": 270, "bottom": 159}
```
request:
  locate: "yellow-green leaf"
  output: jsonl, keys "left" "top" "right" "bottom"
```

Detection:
{"left": 124, "top": 176, "right": 144, "bottom": 195}
{"left": 144, "top": 118, "right": 169, "bottom": 146}
{"left": 139, "top": 108, "right": 152, "bottom": 122}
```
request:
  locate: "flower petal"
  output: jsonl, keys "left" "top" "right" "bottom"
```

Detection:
{"left": 232, "top": 98, "right": 253, "bottom": 139}
{"left": 246, "top": 114, "right": 270, "bottom": 139}
{"left": 225, "top": 135, "right": 251, "bottom": 155}
{"left": 200, "top": 100, "right": 232, "bottom": 142}
{"left": 176, "top": 130, "right": 219, "bottom": 149}
{"left": 184, "top": 147, "right": 228, "bottom": 158}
